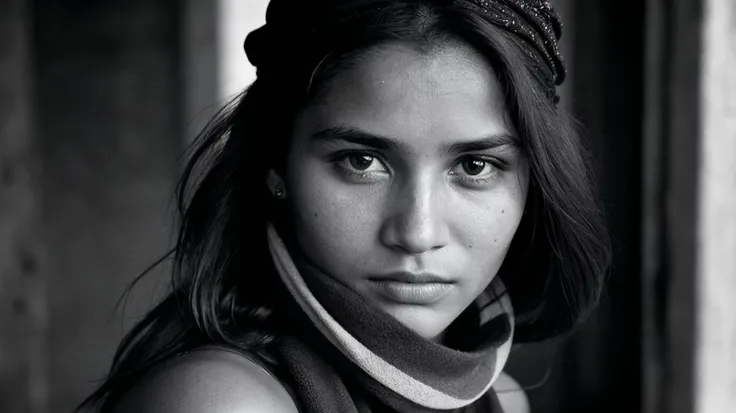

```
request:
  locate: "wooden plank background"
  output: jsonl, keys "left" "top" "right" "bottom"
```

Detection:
{"left": 695, "top": 0, "right": 736, "bottom": 411}
{"left": 33, "top": 1, "right": 182, "bottom": 410}
{"left": 0, "top": 0, "right": 47, "bottom": 412}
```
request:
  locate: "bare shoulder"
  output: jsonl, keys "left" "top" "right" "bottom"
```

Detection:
{"left": 494, "top": 372, "right": 531, "bottom": 413}
{"left": 111, "top": 348, "right": 299, "bottom": 413}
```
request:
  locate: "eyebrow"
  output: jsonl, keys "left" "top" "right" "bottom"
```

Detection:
{"left": 310, "top": 126, "right": 518, "bottom": 154}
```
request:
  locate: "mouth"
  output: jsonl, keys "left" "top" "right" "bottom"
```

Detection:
{"left": 368, "top": 272, "right": 454, "bottom": 305}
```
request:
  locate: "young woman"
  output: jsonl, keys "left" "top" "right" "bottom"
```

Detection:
{"left": 79, "top": 0, "right": 610, "bottom": 412}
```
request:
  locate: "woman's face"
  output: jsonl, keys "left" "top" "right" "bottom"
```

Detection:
{"left": 280, "top": 40, "right": 529, "bottom": 340}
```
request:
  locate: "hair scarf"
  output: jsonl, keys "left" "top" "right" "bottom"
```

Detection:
{"left": 266, "top": 223, "right": 515, "bottom": 412}
{"left": 245, "top": 0, "right": 566, "bottom": 103}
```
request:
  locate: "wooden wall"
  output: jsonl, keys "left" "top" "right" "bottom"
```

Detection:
{"left": 694, "top": 1, "right": 736, "bottom": 411}
{"left": 0, "top": 0, "right": 191, "bottom": 410}
{"left": 33, "top": 1, "right": 184, "bottom": 409}
{"left": 0, "top": 1, "right": 46, "bottom": 412}
{"left": 641, "top": 0, "right": 736, "bottom": 412}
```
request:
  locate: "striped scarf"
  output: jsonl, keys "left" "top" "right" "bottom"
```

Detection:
{"left": 267, "top": 224, "right": 515, "bottom": 412}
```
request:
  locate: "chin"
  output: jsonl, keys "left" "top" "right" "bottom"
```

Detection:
{"left": 381, "top": 304, "right": 453, "bottom": 341}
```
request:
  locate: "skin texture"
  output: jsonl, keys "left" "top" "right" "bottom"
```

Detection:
{"left": 276, "top": 39, "right": 530, "bottom": 340}
{"left": 111, "top": 348, "right": 299, "bottom": 413}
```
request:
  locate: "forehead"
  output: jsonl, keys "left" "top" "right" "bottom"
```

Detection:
{"left": 299, "top": 40, "right": 512, "bottom": 146}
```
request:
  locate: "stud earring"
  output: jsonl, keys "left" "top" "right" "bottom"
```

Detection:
{"left": 274, "top": 186, "right": 285, "bottom": 199}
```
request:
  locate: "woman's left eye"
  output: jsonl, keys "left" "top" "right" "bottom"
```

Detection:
{"left": 449, "top": 157, "right": 499, "bottom": 183}
{"left": 345, "top": 154, "right": 385, "bottom": 172}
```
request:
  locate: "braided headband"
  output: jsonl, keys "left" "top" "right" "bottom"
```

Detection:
{"left": 245, "top": 0, "right": 565, "bottom": 102}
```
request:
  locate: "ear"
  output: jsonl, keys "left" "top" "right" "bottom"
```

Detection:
{"left": 266, "top": 169, "right": 287, "bottom": 199}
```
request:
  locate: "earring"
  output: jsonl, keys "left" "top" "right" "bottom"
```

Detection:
{"left": 266, "top": 170, "right": 286, "bottom": 199}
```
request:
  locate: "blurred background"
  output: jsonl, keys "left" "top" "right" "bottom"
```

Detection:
{"left": 0, "top": 0, "right": 734, "bottom": 412}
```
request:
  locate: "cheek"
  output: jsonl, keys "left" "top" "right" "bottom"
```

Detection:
{"left": 454, "top": 191, "right": 526, "bottom": 271}
{"left": 285, "top": 157, "right": 381, "bottom": 263}
{"left": 455, "top": 160, "right": 529, "bottom": 254}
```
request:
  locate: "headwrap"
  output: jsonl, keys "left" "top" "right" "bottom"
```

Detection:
{"left": 245, "top": 0, "right": 566, "bottom": 103}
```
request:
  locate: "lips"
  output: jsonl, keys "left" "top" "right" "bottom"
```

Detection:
{"left": 368, "top": 272, "right": 454, "bottom": 304}
{"left": 371, "top": 271, "right": 453, "bottom": 284}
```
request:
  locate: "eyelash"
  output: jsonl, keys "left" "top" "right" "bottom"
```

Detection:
{"left": 330, "top": 150, "right": 507, "bottom": 185}
{"left": 330, "top": 151, "right": 389, "bottom": 180}
{"left": 450, "top": 155, "right": 508, "bottom": 186}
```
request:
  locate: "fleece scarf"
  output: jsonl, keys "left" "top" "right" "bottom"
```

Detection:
{"left": 266, "top": 224, "right": 514, "bottom": 412}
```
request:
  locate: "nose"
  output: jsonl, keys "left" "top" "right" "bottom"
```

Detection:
{"left": 380, "top": 175, "right": 449, "bottom": 255}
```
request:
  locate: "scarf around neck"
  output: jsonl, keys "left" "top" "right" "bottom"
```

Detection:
{"left": 266, "top": 224, "right": 515, "bottom": 412}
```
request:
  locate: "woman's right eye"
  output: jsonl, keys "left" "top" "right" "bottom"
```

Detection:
{"left": 335, "top": 152, "right": 389, "bottom": 176}
{"left": 348, "top": 154, "right": 378, "bottom": 171}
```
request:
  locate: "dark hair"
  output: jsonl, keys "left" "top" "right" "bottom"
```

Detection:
{"left": 79, "top": 1, "right": 610, "bottom": 410}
